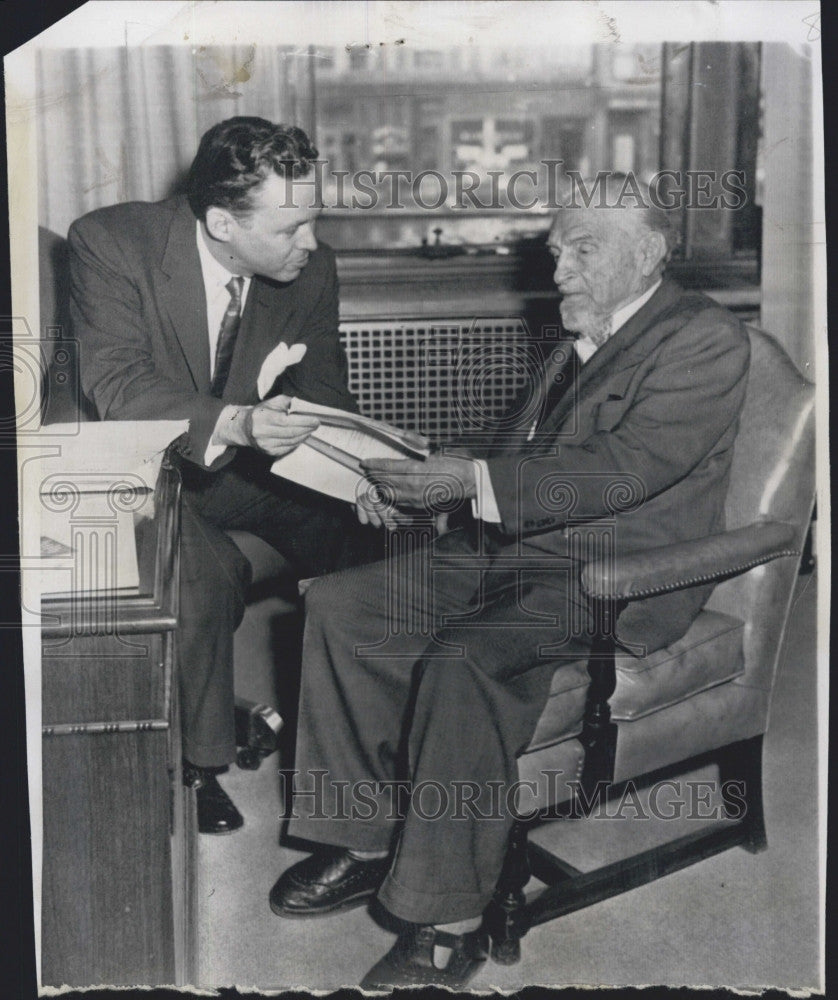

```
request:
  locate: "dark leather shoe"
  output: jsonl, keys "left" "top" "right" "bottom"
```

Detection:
{"left": 183, "top": 763, "right": 244, "bottom": 835}
{"left": 360, "top": 923, "right": 489, "bottom": 990}
{"left": 269, "top": 849, "right": 390, "bottom": 918}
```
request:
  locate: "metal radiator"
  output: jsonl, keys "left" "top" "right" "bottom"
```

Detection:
{"left": 339, "top": 317, "right": 539, "bottom": 445}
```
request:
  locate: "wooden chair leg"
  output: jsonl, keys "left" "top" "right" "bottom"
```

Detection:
{"left": 485, "top": 820, "right": 531, "bottom": 965}
{"left": 515, "top": 738, "right": 770, "bottom": 938}
{"left": 578, "top": 599, "right": 621, "bottom": 801}
{"left": 718, "top": 734, "right": 768, "bottom": 853}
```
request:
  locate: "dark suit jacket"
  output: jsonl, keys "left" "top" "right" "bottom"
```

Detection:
{"left": 484, "top": 278, "right": 751, "bottom": 655}
{"left": 68, "top": 195, "right": 357, "bottom": 469}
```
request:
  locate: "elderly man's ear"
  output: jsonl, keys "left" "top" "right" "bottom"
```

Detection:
{"left": 638, "top": 230, "right": 668, "bottom": 276}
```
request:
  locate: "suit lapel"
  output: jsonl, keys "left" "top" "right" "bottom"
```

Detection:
{"left": 539, "top": 338, "right": 578, "bottom": 412}
{"left": 542, "top": 278, "right": 685, "bottom": 433}
{"left": 158, "top": 201, "right": 211, "bottom": 391}
{"left": 157, "top": 201, "right": 300, "bottom": 403}
{"left": 491, "top": 338, "right": 575, "bottom": 453}
{"left": 222, "top": 277, "right": 298, "bottom": 402}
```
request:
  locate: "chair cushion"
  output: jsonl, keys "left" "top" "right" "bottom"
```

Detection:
{"left": 526, "top": 659, "right": 592, "bottom": 751}
{"left": 610, "top": 609, "right": 745, "bottom": 721}
{"left": 525, "top": 609, "right": 745, "bottom": 753}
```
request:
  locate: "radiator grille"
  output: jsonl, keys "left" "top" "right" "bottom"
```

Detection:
{"left": 340, "top": 318, "right": 543, "bottom": 445}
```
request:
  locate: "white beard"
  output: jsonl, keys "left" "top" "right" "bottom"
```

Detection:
{"left": 559, "top": 296, "right": 612, "bottom": 346}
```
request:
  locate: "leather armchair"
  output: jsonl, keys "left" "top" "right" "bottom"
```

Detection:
{"left": 485, "top": 325, "right": 815, "bottom": 962}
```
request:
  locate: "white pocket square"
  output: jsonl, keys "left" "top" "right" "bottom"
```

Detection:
{"left": 257, "top": 342, "right": 307, "bottom": 400}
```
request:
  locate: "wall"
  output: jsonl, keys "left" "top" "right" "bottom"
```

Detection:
{"left": 759, "top": 44, "right": 816, "bottom": 377}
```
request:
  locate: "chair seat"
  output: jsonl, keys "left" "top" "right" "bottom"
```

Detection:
{"left": 526, "top": 609, "right": 745, "bottom": 753}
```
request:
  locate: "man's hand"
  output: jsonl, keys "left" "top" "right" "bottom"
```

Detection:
{"left": 212, "top": 395, "right": 319, "bottom": 457}
{"left": 353, "top": 502, "right": 417, "bottom": 532}
{"left": 247, "top": 395, "right": 320, "bottom": 456}
{"left": 359, "top": 455, "right": 477, "bottom": 512}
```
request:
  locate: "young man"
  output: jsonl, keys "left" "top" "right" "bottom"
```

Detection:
{"left": 69, "top": 117, "right": 380, "bottom": 833}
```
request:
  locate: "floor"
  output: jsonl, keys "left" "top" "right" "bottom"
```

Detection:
{"left": 194, "top": 570, "right": 821, "bottom": 992}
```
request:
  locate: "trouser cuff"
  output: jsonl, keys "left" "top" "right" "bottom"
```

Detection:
{"left": 377, "top": 870, "right": 489, "bottom": 925}
{"left": 182, "top": 735, "right": 236, "bottom": 769}
{"left": 286, "top": 818, "right": 395, "bottom": 853}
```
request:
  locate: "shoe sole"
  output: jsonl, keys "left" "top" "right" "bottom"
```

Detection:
{"left": 360, "top": 959, "right": 487, "bottom": 991}
{"left": 269, "top": 887, "right": 377, "bottom": 919}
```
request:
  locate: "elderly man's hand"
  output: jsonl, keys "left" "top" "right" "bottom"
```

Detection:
{"left": 353, "top": 501, "right": 418, "bottom": 532}
{"left": 359, "top": 455, "right": 477, "bottom": 512}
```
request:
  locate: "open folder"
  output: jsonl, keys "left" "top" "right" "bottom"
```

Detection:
{"left": 270, "top": 399, "right": 430, "bottom": 504}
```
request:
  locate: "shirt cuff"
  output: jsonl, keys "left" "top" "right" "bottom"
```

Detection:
{"left": 470, "top": 459, "right": 503, "bottom": 524}
{"left": 204, "top": 405, "right": 237, "bottom": 465}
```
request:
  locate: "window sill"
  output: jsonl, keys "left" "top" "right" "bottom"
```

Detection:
{"left": 335, "top": 247, "right": 760, "bottom": 321}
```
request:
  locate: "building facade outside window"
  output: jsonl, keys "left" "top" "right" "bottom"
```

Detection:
{"left": 312, "top": 41, "right": 762, "bottom": 274}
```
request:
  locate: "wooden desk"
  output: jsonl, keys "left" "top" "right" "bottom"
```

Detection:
{"left": 39, "top": 458, "right": 196, "bottom": 987}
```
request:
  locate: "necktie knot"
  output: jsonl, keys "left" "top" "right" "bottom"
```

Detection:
{"left": 226, "top": 275, "right": 244, "bottom": 311}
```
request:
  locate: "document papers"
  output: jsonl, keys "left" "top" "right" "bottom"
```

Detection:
{"left": 39, "top": 498, "right": 141, "bottom": 596}
{"left": 271, "top": 399, "right": 430, "bottom": 504}
{"left": 34, "top": 420, "right": 188, "bottom": 596}
{"left": 35, "top": 419, "right": 188, "bottom": 484}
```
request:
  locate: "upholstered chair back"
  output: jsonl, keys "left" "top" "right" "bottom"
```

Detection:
{"left": 38, "top": 227, "right": 96, "bottom": 424}
{"left": 38, "top": 227, "right": 69, "bottom": 363}
{"left": 704, "top": 327, "right": 815, "bottom": 702}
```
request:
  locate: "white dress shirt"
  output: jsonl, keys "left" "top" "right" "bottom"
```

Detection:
{"left": 471, "top": 279, "right": 662, "bottom": 524}
{"left": 196, "top": 222, "right": 252, "bottom": 367}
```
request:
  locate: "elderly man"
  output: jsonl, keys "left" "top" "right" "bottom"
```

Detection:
{"left": 269, "top": 177, "right": 750, "bottom": 988}
{"left": 69, "top": 118, "right": 380, "bottom": 833}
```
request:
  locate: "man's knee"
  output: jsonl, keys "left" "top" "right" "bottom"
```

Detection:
{"left": 182, "top": 502, "right": 252, "bottom": 589}
{"left": 302, "top": 574, "right": 337, "bottom": 619}
{"left": 304, "top": 560, "right": 386, "bottom": 619}
{"left": 222, "top": 536, "right": 254, "bottom": 593}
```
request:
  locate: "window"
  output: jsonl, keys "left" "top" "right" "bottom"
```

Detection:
{"left": 312, "top": 41, "right": 762, "bottom": 273}
{"left": 542, "top": 118, "right": 586, "bottom": 174}
{"left": 451, "top": 120, "right": 485, "bottom": 170}
{"left": 495, "top": 119, "right": 534, "bottom": 167}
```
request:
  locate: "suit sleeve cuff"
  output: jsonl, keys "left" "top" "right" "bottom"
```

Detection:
{"left": 470, "top": 459, "right": 503, "bottom": 523}
{"left": 203, "top": 405, "right": 237, "bottom": 465}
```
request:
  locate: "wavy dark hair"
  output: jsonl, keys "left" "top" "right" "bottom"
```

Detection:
{"left": 186, "top": 117, "right": 319, "bottom": 220}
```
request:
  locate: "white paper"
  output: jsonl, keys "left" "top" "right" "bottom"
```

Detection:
{"left": 271, "top": 427, "right": 417, "bottom": 504}
{"left": 288, "top": 397, "right": 430, "bottom": 457}
{"left": 39, "top": 499, "right": 140, "bottom": 595}
{"left": 35, "top": 419, "right": 188, "bottom": 489}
